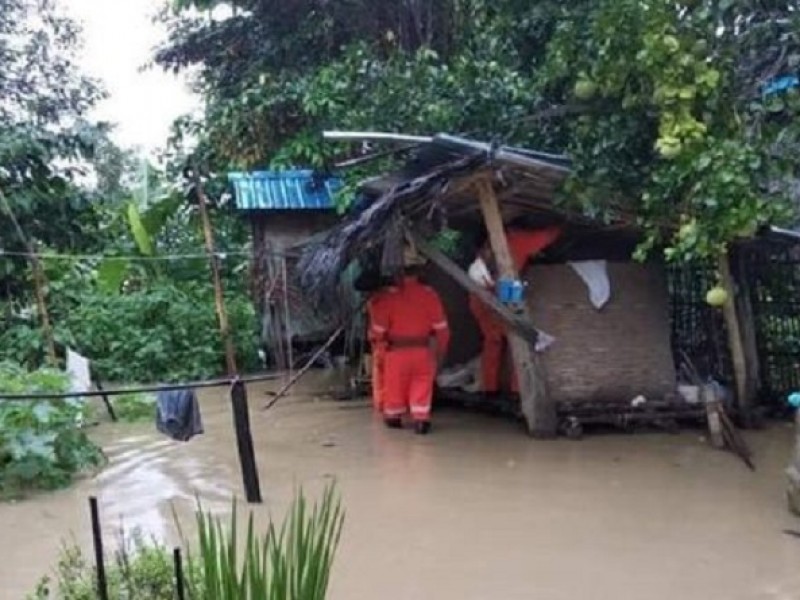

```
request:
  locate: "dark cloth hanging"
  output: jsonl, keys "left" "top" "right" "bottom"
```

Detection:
{"left": 156, "top": 388, "right": 204, "bottom": 442}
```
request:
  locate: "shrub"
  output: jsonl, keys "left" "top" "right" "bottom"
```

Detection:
{"left": 31, "top": 485, "right": 345, "bottom": 599}
{"left": 29, "top": 532, "right": 201, "bottom": 600}
{"left": 0, "top": 362, "right": 104, "bottom": 498}
{"left": 1, "top": 280, "right": 261, "bottom": 384}
{"left": 57, "top": 282, "right": 260, "bottom": 383}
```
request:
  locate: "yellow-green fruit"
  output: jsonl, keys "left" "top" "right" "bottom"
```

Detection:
{"left": 574, "top": 79, "right": 597, "bottom": 100}
{"left": 663, "top": 35, "right": 680, "bottom": 53}
{"left": 678, "top": 220, "right": 697, "bottom": 240}
{"left": 706, "top": 286, "right": 729, "bottom": 307}
{"left": 659, "top": 141, "right": 682, "bottom": 159}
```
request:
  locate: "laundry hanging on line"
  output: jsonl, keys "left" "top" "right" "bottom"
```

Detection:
{"left": 156, "top": 389, "right": 204, "bottom": 442}
{"left": 66, "top": 349, "right": 92, "bottom": 394}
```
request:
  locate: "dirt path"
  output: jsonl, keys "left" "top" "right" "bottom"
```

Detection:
{"left": 2, "top": 379, "right": 799, "bottom": 599}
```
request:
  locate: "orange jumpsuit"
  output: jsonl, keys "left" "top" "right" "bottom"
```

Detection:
{"left": 366, "top": 287, "right": 395, "bottom": 412}
{"left": 470, "top": 226, "right": 562, "bottom": 393}
{"left": 370, "top": 276, "right": 450, "bottom": 423}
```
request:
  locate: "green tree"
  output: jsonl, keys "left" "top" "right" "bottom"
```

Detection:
{"left": 157, "top": 0, "right": 798, "bottom": 260}
{"left": 155, "top": 0, "right": 567, "bottom": 174}
{"left": 536, "top": 0, "right": 799, "bottom": 259}
{"left": 0, "top": 0, "right": 107, "bottom": 294}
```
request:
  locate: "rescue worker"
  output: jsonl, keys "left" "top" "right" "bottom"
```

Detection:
{"left": 366, "top": 284, "right": 393, "bottom": 412}
{"left": 370, "top": 259, "right": 450, "bottom": 434}
{"left": 468, "top": 248, "right": 504, "bottom": 394}
{"left": 468, "top": 226, "right": 562, "bottom": 394}
{"left": 355, "top": 262, "right": 393, "bottom": 412}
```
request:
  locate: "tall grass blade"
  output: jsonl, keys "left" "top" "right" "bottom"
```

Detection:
{"left": 179, "top": 483, "right": 343, "bottom": 599}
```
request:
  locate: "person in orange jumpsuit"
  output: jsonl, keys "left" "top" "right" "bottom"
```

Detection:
{"left": 370, "top": 267, "right": 450, "bottom": 434}
{"left": 355, "top": 266, "right": 394, "bottom": 412}
{"left": 366, "top": 285, "right": 394, "bottom": 412}
{"left": 469, "top": 226, "right": 562, "bottom": 394}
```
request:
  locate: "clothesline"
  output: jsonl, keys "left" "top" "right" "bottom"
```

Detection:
{"left": 0, "top": 371, "right": 281, "bottom": 401}
{"left": 0, "top": 248, "right": 299, "bottom": 262}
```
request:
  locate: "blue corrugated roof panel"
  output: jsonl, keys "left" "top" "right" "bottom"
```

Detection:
{"left": 228, "top": 170, "right": 342, "bottom": 210}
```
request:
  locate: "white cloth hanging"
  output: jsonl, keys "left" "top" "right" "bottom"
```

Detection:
{"left": 468, "top": 257, "right": 494, "bottom": 287}
{"left": 66, "top": 349, "right": 92, "bottom": 393}
{"left": 568, "top": 260, "right": 611, "bottom": 310}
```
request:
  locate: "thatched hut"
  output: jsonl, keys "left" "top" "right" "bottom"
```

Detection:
{"left": 296, "top": 134, "right": 701, "bottom": 436}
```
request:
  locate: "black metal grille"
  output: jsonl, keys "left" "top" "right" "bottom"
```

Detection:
{"left": 741, "top": 244, "right": 800, "bottom": 403}
{"left": 667, "top": 262, "right": 733, "bottom": 384}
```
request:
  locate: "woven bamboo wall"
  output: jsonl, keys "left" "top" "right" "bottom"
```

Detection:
{"left": 527, "top": 262, "right": 677, "bottom": 404}
{"left": 426, "top": 261, "right": 677, "bottom": 402}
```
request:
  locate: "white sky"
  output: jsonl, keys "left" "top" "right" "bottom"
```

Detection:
{"left": 65, "top": 0, "right": 201, "bottom": 154}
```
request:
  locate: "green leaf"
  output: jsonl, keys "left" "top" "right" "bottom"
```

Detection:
{"left": 32, "top": 402, "right": 56, "bottom": 425}
{"left": 127, "top": 203, "right": 155, "bottom": 256}
{"left": 96, "top": 258, "right": 129, "bottom": 294}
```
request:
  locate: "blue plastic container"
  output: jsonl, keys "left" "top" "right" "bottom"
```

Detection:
{"left": 497, "top": 278, "right": 525, "bottom": 304}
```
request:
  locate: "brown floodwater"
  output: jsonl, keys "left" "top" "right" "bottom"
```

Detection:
{"left": 2, "top": 374, "right": 800, "bottom": 600}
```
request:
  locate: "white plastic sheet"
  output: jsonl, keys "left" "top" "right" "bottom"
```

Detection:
{"left": 66, "top": 348, "right": 92, "bottom": 393}
{"left": 568, "top": 260, "right": 611, "bottom": 309}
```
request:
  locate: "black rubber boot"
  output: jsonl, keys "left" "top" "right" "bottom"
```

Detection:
{"left": 414, "top": 421, "right": 431, "bottom": 435}
{"left": 384, "top": 417, "right": 403, "bottom": 429}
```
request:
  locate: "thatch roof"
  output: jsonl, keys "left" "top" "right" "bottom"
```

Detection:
{"left": 296, "top": 134, "right": 612, "bottom": 303}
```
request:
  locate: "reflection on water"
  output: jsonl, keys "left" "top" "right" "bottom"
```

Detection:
{"left": 1, "top": 374, "right": 800, "bottom": 600}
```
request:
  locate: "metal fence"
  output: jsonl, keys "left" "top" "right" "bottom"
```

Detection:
{"left": 741, "top": 244, "right": 800, "bottom": 404}
{"left": 668, "top": 244, "right": 800, "bottom": 409}
{"left": 667, "top": 261, "right": 733, "bottom": 385}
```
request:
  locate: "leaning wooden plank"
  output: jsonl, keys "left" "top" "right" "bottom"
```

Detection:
{"left": 718, "top": 403, "right": 755, "bottom": 471}
{"left": 410, "top": 233, "right": 538, "bottom": 344}
{"left": 475, "top": 178, "right": 556, "bottom": 438}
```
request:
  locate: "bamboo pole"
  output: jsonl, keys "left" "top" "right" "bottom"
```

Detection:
{"left": 194, "top": 180, "right": 238, "bottom": 376}
{"left": 0, "top": 191, "right": 57, "bottom": 365}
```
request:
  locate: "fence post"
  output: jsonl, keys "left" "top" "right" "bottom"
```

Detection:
{"left": 230, "top": 379, "right": 262, "bottom": 503}
{"left": 173, "top": 547, "right": 186, "bottom": 600}
{"left": 89, "top": 497, "right": 109, "bottom": 600}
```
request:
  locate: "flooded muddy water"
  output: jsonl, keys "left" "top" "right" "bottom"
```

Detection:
{"left": 2, "top": 375, "right": 800, "bottom": 599}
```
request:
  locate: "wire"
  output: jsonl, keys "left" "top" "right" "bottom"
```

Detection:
{"left": 0, "top": 371, "right": 281, "bottom": 401}
{"left": 0, "top": 248, "right": 299, "bottom": 262}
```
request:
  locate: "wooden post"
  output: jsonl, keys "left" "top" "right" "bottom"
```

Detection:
{"left": 475, "top": 179, "right": 556, "bottom": 438}
{"left": 718, "top": 251, "right": 753, "bottom": 417}
{"left": 89, "top": 496, "right": 110, "bottom": 600}
{"left": 195, "top": 181, "right": 238, "bottom": 376}
{"left": 733, "top": 247, "right": 761, "bottom": 422}
{"left": 231, "top": 379, "right": 263, "bottom": 503}
{"left": 0, "top": 192, "right": 57, "bottom": 365}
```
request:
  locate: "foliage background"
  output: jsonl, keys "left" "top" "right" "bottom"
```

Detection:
{"left": 157, "top": 0, "right": 799, "bottom": 257}
{"left": 3, "top": 0, "right": 800, "bottom": 384}
{"left": 0, "top": 362, "right": 103, "bottom": 498}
